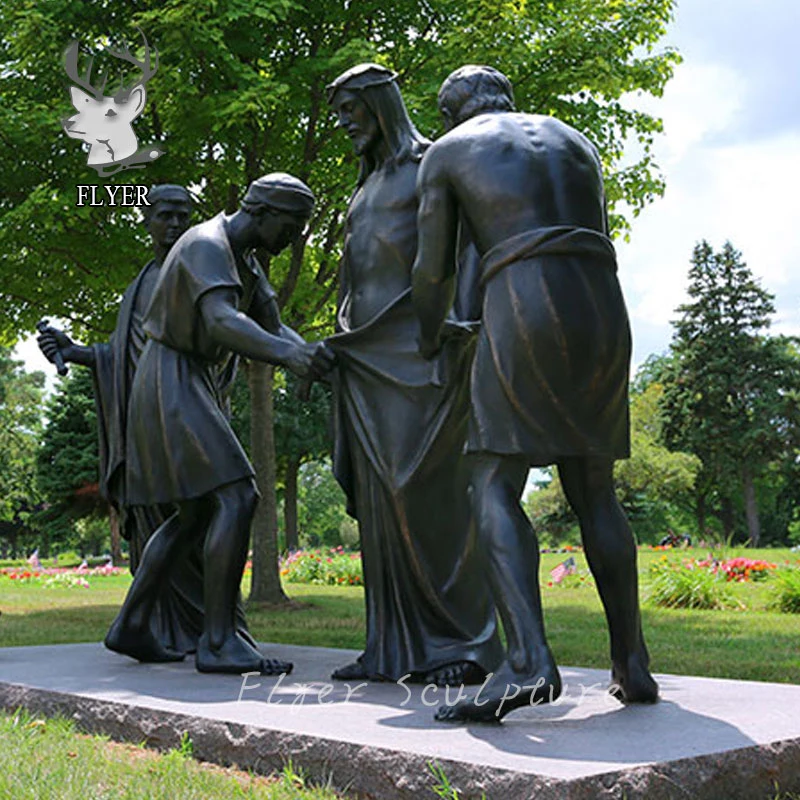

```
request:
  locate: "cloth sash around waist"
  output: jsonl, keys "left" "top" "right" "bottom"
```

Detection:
{"left": 479, "top": 226, "right": 617, "bottom": 287}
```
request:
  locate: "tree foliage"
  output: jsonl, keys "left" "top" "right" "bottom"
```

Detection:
{"left": 525, "top": 377, "right": 699, "bottom": 545}
{"left": 1, "top": 0, "right": 680, "bottom": 342}
{"left": 233, "top": 369, "right": 332, "bottom": 468}
{"left": 0, "top": 349, "right": 45, "bottom": 556}
{"left": 659, "top": 241, "right": 800, "bottom": 545}
{"left": 614, "top": 381, "right": 700, "bottom": 539}
{"left": 230, "top": 367, "right": 332, "bottom": 549}
{"left": 35, "top": 367, "right": 104, "bottom": 553}
{"left": 0, "top": 349, "right": 44, "bottom": 517}
{"left": 297, "top": 458, "right": 348, "bottom": 548}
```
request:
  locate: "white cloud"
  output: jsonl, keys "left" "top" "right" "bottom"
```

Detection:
{"left": 643, "top": 62, "right": 744, "bottom": 165}
{"left": 14, "top": 335, "right": 52, "bottom": 376}
{"left": 618, "top": 48, "right": 800, "bottom": 365}
{"left": 621, "top": 129, "right": 800, "bottom": 331}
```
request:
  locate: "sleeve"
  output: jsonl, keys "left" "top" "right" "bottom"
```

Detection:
{"left": 144, "top": 235, "right": 242, "bottom": 349}
{"left": 179, "top": 238, "right": 243, "bottom": 307}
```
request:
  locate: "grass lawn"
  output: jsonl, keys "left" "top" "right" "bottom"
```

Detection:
{"left": 0, "top": 708, "right": 341, "bottom": 800}
{"left": 2, "top": 547, "right": 798, "bottom": 683}
{"left": 1, "top": 546, "right": 799, "bottom": 798}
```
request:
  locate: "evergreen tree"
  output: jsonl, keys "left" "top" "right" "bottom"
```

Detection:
{"left": 36, "top": 368, "right": 103, "bottom": 554}
{"left": 0, "top": 349, "right": 45, "bottom": 557}
{"left": 660, "top": 241, "right": 800, "bottom": 545}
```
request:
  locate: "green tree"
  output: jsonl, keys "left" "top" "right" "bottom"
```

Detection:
{"left": 230, "top": 368, "right": 332, "bottom": 551}
{"left": 525, "top": 377, "right": 700, "bottom": 545}
{"left": 0, "top": 349, "right": 45, "bottom": 557}
{"left": 660, "top": 241, "right": 800, "bottom": 545}
{"left": 614, "top": 381, "right": 700, "bottom": 540}
{"left": 1, "top": 0, "right": 680, "bottom": 598}
{"left": 297, "top": 458, "right": 348, "bottom": 548}
{"left": 523, "top": 468, "right": 580, "bottom": 547}
{"left": 35, "top": 368, "right": 104, "bottom": 556}
{"left": 274, "top": 375, "right": 332, "bottom": 550}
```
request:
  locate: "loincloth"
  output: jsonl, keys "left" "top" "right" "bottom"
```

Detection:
{"left": 467, "top": 226, "right": 631, "bottom": 463}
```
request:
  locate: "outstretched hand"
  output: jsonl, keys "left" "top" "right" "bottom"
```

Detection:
{"left": 285, "top": 341, "right": 336, "bottom": 380}
{"left": 37, "top": 325, "right": 74, "bottom": 365}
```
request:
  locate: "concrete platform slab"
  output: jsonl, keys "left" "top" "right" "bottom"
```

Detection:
{"left": 1, "top": 642, "right": 799, "bottom": 798}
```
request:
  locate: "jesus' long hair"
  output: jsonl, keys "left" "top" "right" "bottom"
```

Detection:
{"left": 354, "top": 81, "right": 429, "bottom": 185}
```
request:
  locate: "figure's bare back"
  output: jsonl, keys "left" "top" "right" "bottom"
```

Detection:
{"left": 439, "top": 113, "right": 607, "bottom": 254}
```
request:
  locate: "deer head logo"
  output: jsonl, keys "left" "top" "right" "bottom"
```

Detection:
{"left": 63, "top": 28, "right": 164, "bottom": 177}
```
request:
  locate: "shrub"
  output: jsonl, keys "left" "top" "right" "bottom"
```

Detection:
{"left": 646, "top": 559, "right": 743, "bottom": 610}
{"left": 280, "top": 548, "right": 363, "bottom": 587}
{"left": 339, "top": 517, "right": 360, "bottom": 549}
{"left": 53, "top": 550, "right": 83, "bottom": 568}
{"left": 769, "top": 567, "right": 800, "bottom": 614}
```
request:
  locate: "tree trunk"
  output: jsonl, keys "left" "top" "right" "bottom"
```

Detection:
{"left": 284, "top": 456, "right": 300, "bottom": 551}
{"left": 695, "top": 489, "right": 706, "bottom": 539}
{"left": 719, "top": 496, "right": 735, "bottom": 542}
{"left": 742, "top": 466, "right": 761, "bottom": 547}
{"left": 248, "top": 362, "right": 289, "bottom": 604}
{"left": 108, "top": 506, "right": 123, "bottom": 566}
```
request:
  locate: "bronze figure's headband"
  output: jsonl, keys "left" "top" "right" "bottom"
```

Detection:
{"left": 243, "top": 172, "right": 315, "bottom": 214}
{"left": 326, "top": 63, "right": 399, "bottom": 104}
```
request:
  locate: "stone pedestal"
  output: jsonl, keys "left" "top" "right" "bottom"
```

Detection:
{"left": 1, "top": 642, "right": 798, "bottom": 799}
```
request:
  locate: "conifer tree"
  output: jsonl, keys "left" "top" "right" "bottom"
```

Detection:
{"left": 661, "top": 241, "right": 800, "bottom": 545}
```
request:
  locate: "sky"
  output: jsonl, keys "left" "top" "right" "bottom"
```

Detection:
{"left": 15, "top": 0, "right": 800, "bottom": 378}
{"left": 615, "top": 0, "right": 800, "bottom": 368}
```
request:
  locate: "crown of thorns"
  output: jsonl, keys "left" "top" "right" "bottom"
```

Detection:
{"left": 326, "top": 63, "right": 398, "bottom": 104}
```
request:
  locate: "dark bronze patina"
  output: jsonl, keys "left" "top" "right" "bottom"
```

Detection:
{"left": 325, "top": 64, "right": 503, "bottom": 686}
{"left": 102, "top": 174, "right": 334, "bottom": 675}
{"left": 412, "top": 66, "right": 658, "bottom": 721}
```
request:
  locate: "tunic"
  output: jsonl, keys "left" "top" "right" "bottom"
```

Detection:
{"left": 126, "top": 213, "right": 270, "bottom": 505}
{"left": 93, "top": 251, "right": 250, "bottom": 653}
{"left": 467, "top": 225, "right": 631, "bottom": 464}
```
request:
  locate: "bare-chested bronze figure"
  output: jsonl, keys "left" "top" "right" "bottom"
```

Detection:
{"left": 412, "top": 66, "right": 658, "bottom": 722}
{"left": 326, "top": 64, "right": 502, "bottom": 686}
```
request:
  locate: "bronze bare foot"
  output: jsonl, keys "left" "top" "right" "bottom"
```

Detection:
{"left": 609, "top": 652, "right": 659, "bottom": 704}
{"left": 195, "top": 633, "right": 293, "bottom": 675}
{"left": 435, "top": 655, "right": 561, "bottom": 724}
{"left": 424, "top": 661, "right": 486, "bottom": 687}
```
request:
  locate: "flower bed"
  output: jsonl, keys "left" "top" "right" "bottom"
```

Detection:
{"left": 646, "top": 558, "right": 742, "bottom": 610}
{"left": 0, "top": 564, "right": 123, "bottom": 588}
{"left": 643, "top": 553, "right": 800, "bottom": 611}
{"left": 280, "top": 548, "right": 363, "bottom": 586}
{"left": 695, "top": 556, "right": 777, "bottom": 582}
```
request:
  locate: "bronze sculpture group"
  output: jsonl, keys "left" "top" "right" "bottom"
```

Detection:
{"left": 39, "top": 63, "right": 658, "bottom": 722}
